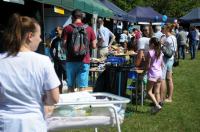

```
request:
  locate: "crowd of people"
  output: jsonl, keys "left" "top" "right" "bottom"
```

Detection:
{"left": 111, "top": 20, "right": 199, "bottom": 113}
{"left": 129, "top": 23, "right": 199, "bottom": 113}
{"left": 0, "top": 8, "right": 200, "bottom": 131}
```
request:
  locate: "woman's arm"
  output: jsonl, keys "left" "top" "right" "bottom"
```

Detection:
{"left": 135, "top": 50, "right": 144, "bottom": 67}
{"left": 43, "top": 87, "right": 60, "bottom": 105}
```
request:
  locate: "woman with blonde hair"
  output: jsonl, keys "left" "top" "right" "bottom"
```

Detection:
{"left": 160, "top": 23, "right": 177, "bottom": 103}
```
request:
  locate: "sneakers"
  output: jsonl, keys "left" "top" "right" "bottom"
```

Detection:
{"left": 151, "top": 105, "right": 162, "bottom": 114}
{"left": 150, "top": 102, "right": 164, "bottom": 107}
{"left": 165, "top": 98, "right": 172, "bottom": 103}
{"left": 159, "top": 102, "right": 164, "bottom": 107}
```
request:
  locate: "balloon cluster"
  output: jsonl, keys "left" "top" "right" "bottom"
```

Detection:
{"left": 160, "top": 15, "right": 178, "bottom": 28}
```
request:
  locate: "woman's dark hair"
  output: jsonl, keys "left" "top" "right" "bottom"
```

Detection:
{"left": 2, "top": 13, "right": 39, "bottom": 56}
{"left": 142, "top": 24, "right": 153, "bottom": 38}
{"left": 149, "top": 37, "right": 161, "bottom": 59}
{"left": 54, "top": 26, "right": 63, "bottom": 35}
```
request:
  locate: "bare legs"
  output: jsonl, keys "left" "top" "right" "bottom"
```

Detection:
{"left": 154, "top": 82, "right": 161, "bottom": 103}
{"left": 147, "top": 80, "right": 161, "bottom": 107}
{"left": 161, "top": 71, "right": 173, "bottom": 102}
{"left": 165, "top": 71, "right": 173, "bottom": 102}
{"left": 160, "top": 80, "right": 166, "bottom": 102}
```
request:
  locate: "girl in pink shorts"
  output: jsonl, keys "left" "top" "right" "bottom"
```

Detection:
{"left": 145, "top": 37, "right": 163, "bottom": 113}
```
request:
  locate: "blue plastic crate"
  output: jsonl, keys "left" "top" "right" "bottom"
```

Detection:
{"left": 105, "top": 56, "right": 126, "bottom": 64}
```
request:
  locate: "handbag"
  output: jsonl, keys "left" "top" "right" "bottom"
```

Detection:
{"left": 161, "top": 44, "right": 173, "bottom": 58}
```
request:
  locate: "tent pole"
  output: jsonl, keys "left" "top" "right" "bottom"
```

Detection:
{"left": 42, "top": 3, "right": 45, "bottom": 44}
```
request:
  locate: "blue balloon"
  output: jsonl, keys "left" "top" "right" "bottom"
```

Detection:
{"left": 162, "top": 15, "right": 168, "bottom": 22}
{"left": 155, "top": 16, "right": 159, "bottom": 20}
{"left": 154, "top": 16, "right": 159, "bottom": 21}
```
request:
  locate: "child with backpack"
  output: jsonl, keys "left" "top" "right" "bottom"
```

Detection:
{"left": 145, "top": 37, "right": 163, "bottom": 113}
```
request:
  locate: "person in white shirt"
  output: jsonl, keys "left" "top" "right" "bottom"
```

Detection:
{"left": 97, "top": 18, "right": 115, "bottom": 58}
{"left": 0, "top": 13, "right": 60, "bottom": 132}
{"left": 136, "top": 25, "right": 154, "bottom": 68}
{"left": 119, "top": 30, "right": 128, "bottom": 50}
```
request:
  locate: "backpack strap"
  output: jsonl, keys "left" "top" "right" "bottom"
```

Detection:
{"left": 70, "top": 24, "right": 77, "bottom": 29}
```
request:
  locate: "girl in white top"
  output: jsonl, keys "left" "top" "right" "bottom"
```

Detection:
{"left": 0, "top": 14, "right": 60, "bottom": 132}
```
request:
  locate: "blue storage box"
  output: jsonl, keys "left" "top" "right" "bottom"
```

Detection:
{"left": 105, "top": 56, "right": 126, "bottom": 64}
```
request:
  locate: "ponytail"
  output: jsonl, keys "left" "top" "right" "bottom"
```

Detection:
{"left": 2, "top": 14, "right": 21, "bottom": 56}
{"left": 149, "top": 37, "right": 161, "bottom": 59}
{"left": 2, "top": 13, "right": 38, "bottom": 56}
{"left": 155, "top": 41, "right": 161, "bottom": 60}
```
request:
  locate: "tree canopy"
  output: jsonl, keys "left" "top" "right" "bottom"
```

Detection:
{"left": 110, "top": 0, "right": 200, "bottom": 18}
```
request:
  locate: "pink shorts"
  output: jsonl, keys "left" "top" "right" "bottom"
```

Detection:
{"left": 148, "top": 76, "right": 162, "bottom": 82}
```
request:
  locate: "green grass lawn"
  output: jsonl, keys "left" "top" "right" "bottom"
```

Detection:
{"left": 120, "top": 52, "right": 200, "bottom": 132}
{"left": 54, "top": 52, "right": 200, "bottom": 132}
